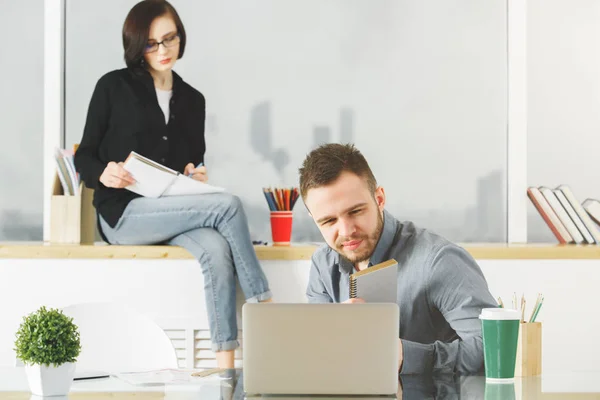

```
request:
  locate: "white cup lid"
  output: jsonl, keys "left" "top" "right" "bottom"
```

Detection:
{"left": 479, "top": 308, "right": 521, "bottom": 320}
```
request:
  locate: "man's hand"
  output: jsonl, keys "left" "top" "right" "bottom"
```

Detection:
{"left": 398, "top": 338, "right": 404, "bottom": 371}
{"left": 99, "top": 161, "right": 135, "bottom": 188}
{"left": 343, "top": 298, "right": 366, "bottom": 304}
{"left": 184, "top": 163, "right": 208, "bottom": 183}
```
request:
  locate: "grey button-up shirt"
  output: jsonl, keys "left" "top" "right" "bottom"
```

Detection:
{"left": 306, "top": 210, "right": 497, "bottom": 375}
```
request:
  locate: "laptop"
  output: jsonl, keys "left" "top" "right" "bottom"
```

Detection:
{"left": 242, "top": 303, "right": 399, "bottom": 396}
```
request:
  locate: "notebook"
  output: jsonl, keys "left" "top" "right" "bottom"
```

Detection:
{"left": 349, "top": 259, "right": 398, "bottom": 303}
{"left": 553, "top": 188, "right": 595, "bottom": 244}
{"left": 527, "top": 187, "right": 572, "bottom": 244}
{"left": 122, "top": 151, "right": 225, "bottom": 198}
{"left": 583, "top": 198, "right": 600, "bottom": 226}
{"left": 558, "top": 185, "right": 600, "bottom": 244}
{"left": 539, "top": 187, "right": 583, "bottom": 244}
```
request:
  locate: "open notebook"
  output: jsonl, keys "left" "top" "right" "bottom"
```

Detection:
{"left": 123, "top": 151, "right": 225, "bottom": 198}
{"left": 349, "top": 259, "right": 398, "bottom": 303}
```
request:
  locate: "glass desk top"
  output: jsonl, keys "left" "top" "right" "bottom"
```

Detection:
{"left": 0, "top": 368, "right": 599, "bottom": 399}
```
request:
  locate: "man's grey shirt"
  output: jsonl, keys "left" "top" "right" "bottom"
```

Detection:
{"left": 306, "top": 210, "right": 497, "bottom": 375}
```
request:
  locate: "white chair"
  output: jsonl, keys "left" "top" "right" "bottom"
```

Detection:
{"left": 58, "top": 302, "right": 178, "bottom": 374}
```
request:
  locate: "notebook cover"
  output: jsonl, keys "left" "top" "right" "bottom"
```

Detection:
{"left": 349, "top": 259, "right": 398, "bottom": 303}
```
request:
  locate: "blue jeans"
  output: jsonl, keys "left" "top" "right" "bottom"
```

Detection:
{"left": 99, "top": 193, "right": 272, "bottom": 351}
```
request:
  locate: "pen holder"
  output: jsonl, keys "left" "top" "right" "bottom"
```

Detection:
{"left": 514, "top": 322, "right": 542, "bottom": 377}
{"left": 50, "top": 173, "right": 96, "bottom": 244}
{"left": 270, "top": 211, "right": 293, "bottom": 246}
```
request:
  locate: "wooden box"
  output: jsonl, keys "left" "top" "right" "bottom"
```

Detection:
{"left": 515, "top": 322, "right": 542, "bottom": 377}
{"left": 50, "top": 173, "right": 96, "bottom": 244}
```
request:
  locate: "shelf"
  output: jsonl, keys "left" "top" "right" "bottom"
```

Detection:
{"left": 1, "top": 242, "right": 599, "bottom": 260}
{"left": 0, "top": 242, "right": 318, "bottom": 261}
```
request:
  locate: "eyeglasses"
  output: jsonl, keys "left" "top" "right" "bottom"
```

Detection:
{"left": 145, "top": 33, "right": 180, "bottom": 53}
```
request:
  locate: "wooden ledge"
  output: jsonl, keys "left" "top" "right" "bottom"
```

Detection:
{"left": 0, "top": 242, "right": 318, "bottom": 261}
{"left": 1, "top": 242, "right": 600, "bottom": 260}
{"left": 460, "top": 243, "right": 600, "bottom": 260}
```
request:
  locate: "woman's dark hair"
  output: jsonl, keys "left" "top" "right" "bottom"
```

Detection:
{"left": 122, "top": 0, "right": 186, "bottom": 70}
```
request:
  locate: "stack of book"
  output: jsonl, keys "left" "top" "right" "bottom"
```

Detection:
{"left": 54, "top": 148, "right": 79, "bottom": 195}
{"left": 528, "top": 185, "right": 600, "bottom": 244}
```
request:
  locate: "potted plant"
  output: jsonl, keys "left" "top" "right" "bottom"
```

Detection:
{"left": 14, "top": 306, "right": 81, "bottom": 396}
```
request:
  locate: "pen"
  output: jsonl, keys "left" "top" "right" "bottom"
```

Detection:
{"left": 74, "top": 374, "right": 110, "bottom": 381}
{"left": 188, "top": 162, "right": 204, "bottom": 177}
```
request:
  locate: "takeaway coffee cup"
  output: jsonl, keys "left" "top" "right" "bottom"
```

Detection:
{"left": 479, "top": 308, "right": 520, "bottom": 382}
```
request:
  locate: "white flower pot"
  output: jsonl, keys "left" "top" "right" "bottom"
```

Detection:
{"left": 24, "top": 362, "right": 76, "bottom": 397}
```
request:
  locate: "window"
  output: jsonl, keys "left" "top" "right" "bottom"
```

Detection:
{"left": 0, "top": 1, "right": 44, "bottom": 240}
{"left": 65, "top": 0, "right": 508, "bottom": 243}
{"left": 527, "top": 0, "right": 600, "bottom": 242}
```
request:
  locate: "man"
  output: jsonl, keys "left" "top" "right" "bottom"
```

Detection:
{"left": 299, "top": 143, "right": 497, "bottom": 375}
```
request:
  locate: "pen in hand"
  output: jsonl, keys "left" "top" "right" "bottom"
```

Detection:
{"left": 188, "top": 162, "right": 204, "bottom": 178}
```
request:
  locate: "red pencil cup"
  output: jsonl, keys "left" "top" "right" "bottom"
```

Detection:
{"left": 270, "top": 211, "right": 293, "bottom": 246}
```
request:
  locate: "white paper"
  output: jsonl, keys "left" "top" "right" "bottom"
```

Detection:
{"left": 114, "top": 369, "right": 227, "bottom": 386}
{"left": 122, "top": 152, "right": 225, "bottom": 197}
{"left": 163, "top": 174, "right": 225, "bottom": 196}
{"left": 123, "top": 153, "right": 176, "bottom": 198}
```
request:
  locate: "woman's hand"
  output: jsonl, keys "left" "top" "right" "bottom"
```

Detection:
{"left": 99, "top": 161, "right": 136, "bottom": 188}
{"left": 184, "top": 163, "right": 208, "bottom": 183}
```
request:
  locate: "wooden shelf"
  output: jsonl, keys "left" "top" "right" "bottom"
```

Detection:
{"left": 460, "top": 243, "right": 600, "bottom": 260}
{"left": 1, "top": 242, "right": 600, "bottom": 260}
{"left": 0, "top": 242, "right": 318, "bottom": 261}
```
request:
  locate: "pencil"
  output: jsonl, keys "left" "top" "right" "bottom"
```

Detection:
{"left": 531, "top": 295, "right": 544, "bottom": 322}
{"left": 528, "top": 293, "right": 541, "bottom": 323}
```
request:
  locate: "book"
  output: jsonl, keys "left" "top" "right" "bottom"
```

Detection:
{"left": 539, "top": 187, "right": 583, "bottom": 244}
{"left": 122, "top": 151, "right": 225, "bottom": 198}
{"left": 583, "top": 199, "right": 600, "bottom": 227}
{"left": 558, "top": 185, "right": 600, "bottom": 245}
{"left": 349, "top": 259, "right": 398, "bottom": 303}
{"left": 54, "top": 148, "right": 79, "bottom": 196}
{"left": 527, "top": 187, "right": 572, "bottom": 244}
{"left": 554, "top": 187, "right": 595, "bottom": 244}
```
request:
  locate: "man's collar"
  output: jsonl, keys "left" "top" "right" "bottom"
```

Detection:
{"left": 369, "top": 209, "right": 398, "bottom": 266}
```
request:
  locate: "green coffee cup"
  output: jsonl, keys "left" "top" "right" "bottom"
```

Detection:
{"left": 479, "top": 308, "right": 520, "bottom": 382}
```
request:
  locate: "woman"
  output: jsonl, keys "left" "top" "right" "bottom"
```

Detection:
{"left": 74, "top": 0, "right": 272, "bottom": 368}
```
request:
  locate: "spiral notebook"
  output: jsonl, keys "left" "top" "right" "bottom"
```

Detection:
{"left": 349, "top": 259, "right": 398, "bottom": 303}
{"left": 122, "top": 151, "right": 225, "bottom": 198}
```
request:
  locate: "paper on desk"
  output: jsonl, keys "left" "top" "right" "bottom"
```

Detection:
{"left": 114, "top": 368, "right": 229, "bottom": 386}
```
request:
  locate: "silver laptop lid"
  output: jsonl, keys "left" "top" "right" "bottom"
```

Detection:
{"left": 242, "top": 303, "right": 399, "bottom": 396}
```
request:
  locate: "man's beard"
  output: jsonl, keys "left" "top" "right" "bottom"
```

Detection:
{"left": 336, "top": 212, "right": 384, "bottom": 264}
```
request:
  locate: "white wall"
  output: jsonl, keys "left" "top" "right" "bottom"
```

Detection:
{"left": 0, "top": 258, "right": 596, "bottom": 374}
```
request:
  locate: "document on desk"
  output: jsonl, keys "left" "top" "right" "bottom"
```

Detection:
{"left": 114, "top": 369, "right": 228, "bottom": 386}
{"left": 123, "top": 151, "right": 225, "bottom": 198}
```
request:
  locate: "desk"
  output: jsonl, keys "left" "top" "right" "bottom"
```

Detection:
{"left": 1, "top": 368, "right": 600, "bottom": 399}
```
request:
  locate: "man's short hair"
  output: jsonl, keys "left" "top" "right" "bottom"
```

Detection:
{"left": 299, "top": 143, "right": 377, "bottom": 200}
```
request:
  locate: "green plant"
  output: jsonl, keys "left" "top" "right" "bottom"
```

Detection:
{"left": 14, "top": 306, "right": 81, "bottom": 367}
